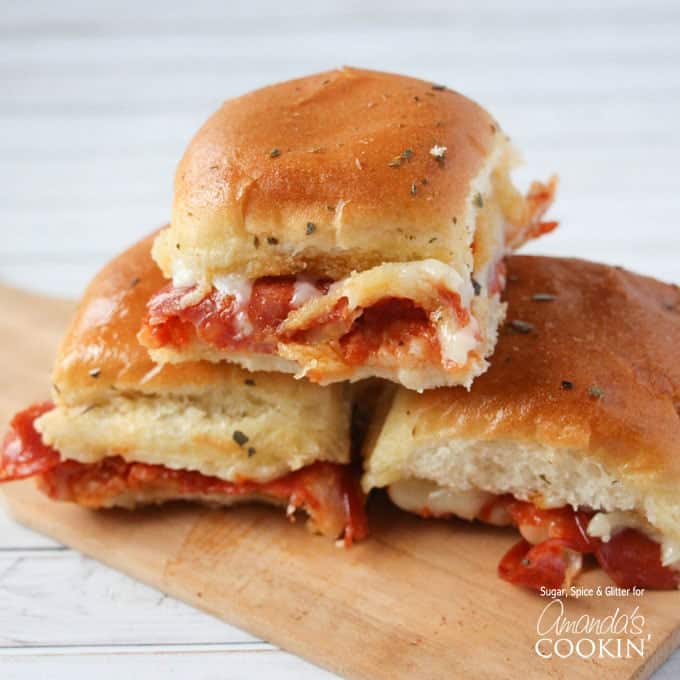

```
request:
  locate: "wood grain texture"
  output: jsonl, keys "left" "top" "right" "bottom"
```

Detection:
{"left": 1, "top": 284, "right": 679, "bottom": 680}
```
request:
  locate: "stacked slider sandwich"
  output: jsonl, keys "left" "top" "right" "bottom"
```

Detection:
{"left": 363, "top": 257, "right": 680, "bottom": 589}
{"left": 2, "top": 67, "right": 552, "bottom": 547}
{"left": 138, "top": 67, "right": 555, "bottom": 391}
{"left": 10, "top": 67, "right": 676, "bottom": 595}
{"left": 4, "top": 66, "right": 553, "bottom": 544}
{"left": 2, "top": 234, "right": 367, "bottom": 544}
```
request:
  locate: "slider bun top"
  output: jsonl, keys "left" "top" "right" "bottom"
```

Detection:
{"left": 364, "top": 256, "right": 680, "bottom": 503}
{"left": 153, "top": 66, "right": 510, "bottom": 283}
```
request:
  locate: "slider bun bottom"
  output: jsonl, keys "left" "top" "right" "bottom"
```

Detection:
{"left": 37, "top": 385, "right": 349, "bottom": 485}
{"left": 363, "top": 434, "right": 680, "bottom": 549}
{"left": 362, "top": 255, "right": 680, "bottom": 546}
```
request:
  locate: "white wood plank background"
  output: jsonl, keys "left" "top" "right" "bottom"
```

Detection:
{"left": 1, "top": 0, "right": 678, "bottom": 677}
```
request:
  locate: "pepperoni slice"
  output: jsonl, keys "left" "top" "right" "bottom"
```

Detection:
{"left": 507, "top": 501, "right": 595, "bottom": 553}
{"left": 261, "top": 461, "right": 368, "bottom": 545}
{"left": 0, "top": 402, "right": 59, "bottom": 481}
{"left": 145, "top": 278, "right": 301, "bottom": 351}
{"left": 248, "top": 277, "right": 296, "bottom": 331}
{"left": 498, "top": 538, "right": 575, "bottom": 590}
{"left": 595, "top": 529, "right": 680, "bottom": 590}
{"left": 41, "top": 457, "right": 367, "bottom": 543}
{"left": 500, "top": 502, "right": 678, "bottom": 591}
{"left": 339, "top": 298, "right": 439, "bottom": 366}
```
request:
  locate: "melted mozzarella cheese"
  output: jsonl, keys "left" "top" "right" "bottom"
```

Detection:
{"left": 291, "top": 280, "right": 322, "bottom": 308}
{"left": 167, "top": 261, "right": 206, "bottom": 307}
{"left": 437, "top": 315, "right": 480, "bottom": 367}
{"left": 587, "top": 511, "right": 680, "bottom": 568}
{"left": 213, "top": 274, "right": 254, "bottom": 338}
{"left": 563, "top": 550, "right": 584, "bottom": 587}
{"left": 388, "top": 478, "right": 499, "bottom": 522}
{"left": 213, "top": 273, "right": 252, "bottom": 302}
{"left": 171, "top": 260, "right": 196, "bottom": 289}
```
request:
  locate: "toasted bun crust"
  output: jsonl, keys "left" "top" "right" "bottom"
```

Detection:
{"left": 363, "top": 256, "right": 680, "bottom": 539}
{"left": 50, "top": 231, "right": 241, "bottom": 402}
{"left": 154, "top": 67, "right": 517, "bottom": 282}
{"left": 40, "top": 234, "right": 350, "bottom": 482}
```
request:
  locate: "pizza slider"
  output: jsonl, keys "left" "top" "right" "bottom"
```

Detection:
{"left": 363, "top": 255, "right": 680, "bottom": 588}
{"left": 1, "top": 234, "right": 367, "bottom": 544}
{"left": 139, "top": 67, "right": 556, "bottom": 391}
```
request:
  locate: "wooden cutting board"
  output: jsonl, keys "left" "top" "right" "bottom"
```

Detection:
{"left": 1, "top": 283, "right": 679, "bottom": 680}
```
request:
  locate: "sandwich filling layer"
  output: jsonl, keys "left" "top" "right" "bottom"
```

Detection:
{"left": 140, "top": 259, "right": 506, "bottom": 390}
{"left": 1, "top": 403, "right": 368, "bottom": 545}
{"left": 388, "top": 478, "right": 680, "bottom": 590}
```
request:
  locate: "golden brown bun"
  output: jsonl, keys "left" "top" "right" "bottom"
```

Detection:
{"left": 51, "top": 231, "right": 240, "bottom": 403}
{"left": 363, "top": 256, "right": 680, "bottom": 540}
{"left": 154, "top": 67, "right": 537, "bottom": 283}
{"left": 39, "top": 234, "right": 350, "bottom": 483}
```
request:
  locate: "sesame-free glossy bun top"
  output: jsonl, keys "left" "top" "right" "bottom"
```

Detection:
{"left": 154, "top": 67, "right": 508, "bottom": 283}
